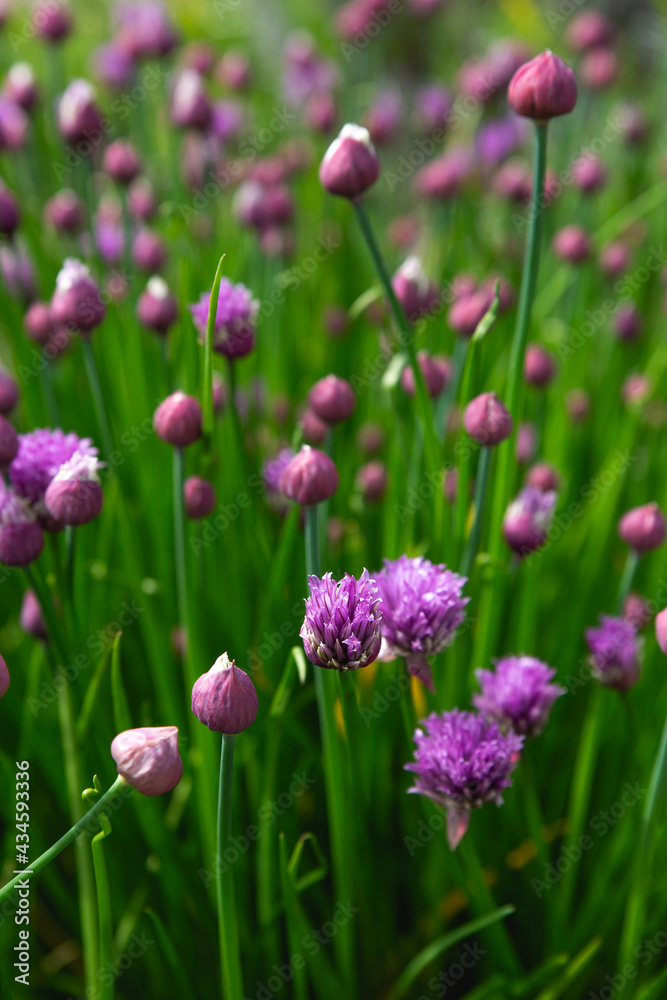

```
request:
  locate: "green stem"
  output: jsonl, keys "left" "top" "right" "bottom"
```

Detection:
{"left": 0, "top": 776, "right": 128, "bottom": 904}
{"left": 202, "top": 255, "right": 226, "bottom": 443}
{"left": 22, "top": 563, "right": 68, "bottom": 665}
{"left": 82, "top": 337, "right": 113, "bottom": 460}
{"left": 173, "top": 447, "right": 189, "bottom": 676}
{"left": 460, "top": 447, "right": 492, "bottom": 579}
{"left": 353, "top": 200, "right": 443, "bottom": 558}
{"left": 305, "top": 505, "right": 356, "bottom": 997}
{"left": 458, "top": 835, "right": 521, "bottom": 976}
{"left": 91, "top": 825, "right": 114, "bottom": 1000}
{"left": 616, "top": 549, "right": 639, "bottom": 613}
{"left": 216, "top": 734, "right": 244, "bottom": 1000}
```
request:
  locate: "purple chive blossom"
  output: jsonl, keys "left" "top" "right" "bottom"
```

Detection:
{"left": 9, "top": 429, "right": 98, "bottom": 508}
{"left": 301, "top": 570, "right": 382, "bottom": 672}
{"left": 405, "top": 709, "right": 523, "bottom": 849}
{"left": 585, "top": 615, "right": 642, "bottom": 691}
{"left": 189, "top": 278, "right": 259, "bottom": 360}
{"left": 473, "top": 655, "right": 565, "bottom": 737}
{"left": 502, "top": 486, "right": 557, "bottom": 557}
{"left": 375, "top": 555, "right": 469, "bottom": 692}
{"left": 263, "top": 448, "right": 295, "bottom": 507}
{"left": 0, "top": 485, "right": 44, "bottom": 566}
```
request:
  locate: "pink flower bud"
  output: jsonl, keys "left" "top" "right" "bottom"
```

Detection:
{"left": 136, "top": 277, "right": 178, "bottom": 335}
{"left": 33, "top": 0, "right": 72, "bottom": 42}
{"left": 622, "top": 374, "right": 651, "bottom": 408}
{"left": 613, "top": 304, "right": 642, "bottom": 342}
{"left": 305, "top": 92, "right": 337, "bottom": 134}
{"left": 23, "top": 300, "right": 53, "bottom": 343}
{"left": 132, "top": 228, "right": 167, "bottom": 273}
{"left": 0, "top": 491, "right": 44, "bottom": 566}
{"left": 515, "top": 422, "right": 537, "bottom": 465}
{"left": 414, "top": 148, "right": 474, "bottom": 201}
{"left": 279, "top": 446, "right": 339, "bottom": 506}
{"left": 308, "top": 374, "right": 356, "bottom": 424}
{"left": 525, "top": 463, "right": 560, "bottom": 493}
{"left": 171, "top": 70, "right": 212, "bottom": 130}
{"left": 0, "top": 414, "right": 18, "bottom": 468}
{"left": 464, "top": 392, "right": 513, "bottom": 446}
{"left": 356, "top": 460, "right": 388, "bottom": 502}
{"left": 401, "top": 351, "right": 450, "bottom": 398}
{"left": 184, "top": 476, "right": 216, "bottom": 519}
{"left": 44, "top": 189, "right": 85, "bottom": 234}
{"left": 103, "top": 140, "right": 141, "bottom": 184}
{"left": 580, "top": 48, "right": 618, "bottom": 91}
{"left": 128, "top": 178, "right": 157, "bottom": 222}
{"left": 51, "top": 259, "right": 106, "bottom": 334}
{"left": 5, "top": 63, "right": 39, "bottom": 110}
{"left": 319, "top": 123, "right": 380, "bottom": 201}
{"left": 566, "top": 10, "right": 614, "bottom": 52}
{"left": 57, "top": 80, "right": 103, "bottom": 146}
{"left": 0, "top": 368, "right": 19, "bottom": 413}
{"left": 192, "top": 652, "right": 258, "bottom": 734}
{"left": 599, "top": 242, "right": 629, "bottom": 280}
{"left": 508, "top": 50, "right": 577, "bottom": 121}
{"left": 618, "top": 503, "right": 666, "bottom": 553}
{"left": 448, "top": 287, "right": 493, "bottom": 338}
{"left": 392, "top": 257, "right": 440, "bottom": 322}
{"left": 656, "top": 608, "right": 667, "bottom": 656}
{"left": 20, "top": 589, "right": 48, "bottom": 642}
{"left": 154, "top": 392, "right": 203, "bottom": 448}
{"left": 300, "top": 408, "right": 329, "bottom": 445}
{"left": 524, "top": 343, "right": 557, "bottom": 386}
{"left": 0, "top": 654, "right": 8, "bottom": 698}
{"left": 552, "top": 225, "right": 591, "bottom": 264}
{"left": 566, "top": 388, "right": 591, "bottom": 422}
{"left": 111, "top": 726, "right": 183, "bottom": 796}
{"left": 572, "top": 155, "right": 607, "bottom": 194}
{"left": 44, "top": 453, "right": 104, "bottom": 526}
{"left": 216, "top": 51, "right": 251, "bottom": 91}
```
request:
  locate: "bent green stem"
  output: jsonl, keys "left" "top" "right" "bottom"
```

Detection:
{"left": 0, "top": 776, "right": 128, "bottom": 905}
{"left": 216, "top": 734, "right": 244, "bottom": 1000}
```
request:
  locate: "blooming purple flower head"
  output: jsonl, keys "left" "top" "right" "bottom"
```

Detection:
{"left": 502, "top": 486, "right": 556, "bottom": 557}
{"left": 405, "top": 709, "right": 523, "bottom": 849}
{"left": 93, "top": 42, "right": 136, "bottom": 90}
{"left": 263, "top": 447, "right": 295, "bottom": 500}
{"left": 375, "top": 555, "right": 468, "bottom": 692}
{"left": 300, "top": 570, "right": 382, "bottom": 672}
{"left": 10, "top": 429, "right": 99, "bottom": 511}
{"left": 473, "top": 655, "right": 565, "bottom": 737}
{"left": 0, "top": 484, "right": 44, "bottom": 565}
{"left": 585, "top": 615, "right": 642, "bottom": 691}
{"left": 114, "top": 1, "right": 178, "bottom": 59}
{"left": 189, "top": 279, "right": 259, "bottom": 360}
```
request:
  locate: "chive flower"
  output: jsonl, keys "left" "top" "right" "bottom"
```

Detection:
{"left": 300, "top": 569, "right": 382, "bottom": 671}
{"left": 473, "top": 655, "right": 565, "bottom": 737}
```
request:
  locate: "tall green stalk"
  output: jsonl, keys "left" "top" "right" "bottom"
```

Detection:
{"left": 216, "top": 734, "right": 244, "bottom": 1000}
{"left": 82, "top": 337, "right": 113, "bottom": 460}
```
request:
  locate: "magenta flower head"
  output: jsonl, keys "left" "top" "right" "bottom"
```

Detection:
{"left": 132, "top": 228, "right": 167, "bottom": 273}
{"left": 10, "top": 429, "right": 98, "bottom": 514}
{"left": 524, "top": 343, "right": 557, "bottom": 387}
{"left": 93, "top": 42, "right": 135, "bottom": 91}
{"left": 0, "top": 486, "right": 44, "bottom": 566}
{"left": 614, "top": 304, "right": 642, "bottom": 343}
{"left": 128, "top": 177, "right": 157, "bottom": 221}
{"left": 308, "top": 374, "right": 356, "bottom": 425}
{"left": 515, "top": 422, "right": 537, "bottom": 466}
{"left": 137, "top": 277, "right": 178, "bottom": 335}
{"left": 33, "top": 0, "right": 72, "bottom": 42}
{"left": 184, "top": 475, "right": 216, "bottom": 520}
{"left": 356, "top": 460, "right": 388, "bottom": 502}
{"left": 0, "top": 654, "right": 8, "bottom": 698}
{"left": 319, "top": 123, "right": 380, "bottom": 201}
{"left": 392, "top": 256, "right": 441, "bottom": 322}
{"left": 51, "top": 259, "right": 106, "bottom": 335}
{"left": 189, "top": 279, "right": 259, "bottom": 360}
{"left": 44, "top": 452, "right": 104, "bottom": 526}
{"left": 566, "top": 10, "right": 614, "bottom": 52}
{"left": 414, "top": 148, "right": 474, "bottom": 202}
{"left": 508, "top": 50, "right": 577, "bottom": 121}
{"left": 23, "top": 301, "right": 53, "bottom": 343}
{"left": 263, "top": 448, "right": 295, "bottom": 497}
{"left": 405, "top": 709, "right": 523, "bottom": 849}
{"left": 585, "top": 615, "right": 641, "bottom": 691}
{"left": 502, "top": 486, "right": 556, "bottom": 557}
{"left": 153, "top": 391, "right": 203, "bottom": 448}
{"left": 57, "top": 80, "right": 103, "bottom": 146}
{"left": 401, "top": 351, "right": 451, "bottom": 399}
{"left": 525, "top": 462, "right": 560, "bottom": 493}
{"left": 6, "top": 68, "right": 38, "bottom": 111}
{"left": 375, "top": 555, "right": 469, "bottom": 692}
{"left": 115, "top": 1, "right": 178, "bottom": 59}
{"left": 572, "top": 154, "right": 607, "bottom": 194}
{"left": 192, "top": 652, "right": 258, "bottom": 734}
{"left": 600, "top": 242, "right": 629, "bottom": 280}
{"left": 656, "top": 608, "right": 667, "bottom": 657}
{"left": 474, "top": 656, "right": 565, "bottom": 738}
{"left": 618, "top": 503, "right": 666, "bottom": 553}
{"left": 279, "top": 446, "right": 339, "bottom": 506}
{"left": 464, "top": 392, "right": 513, "bottom": 446}
{"left": 0, "top": 368, "right": 18, "bottom": 414}
{"left": 111, "top": 726, "right": 183, "bottom": 796}
{"left": 103, "top": 139, "right": 141, "bottom": 184}
{"left": 300, "top": 570, "right": 382, "bottom": 672}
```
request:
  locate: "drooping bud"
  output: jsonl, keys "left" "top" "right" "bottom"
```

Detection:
{"left": 319, "top": 123, "right": 380, "bottom": 201}
{"left": 464, "top": 392, "right": 513, "bottom": 446}
{"left": 618, "top": 503, "right": 666, "bottom": 553}
{"left": 508, "top": 50, "right": 577, "bottom": 121}
{"left": 44, "top": 453, "right": 104, "bottom": 526}
{"left": 153, "top": 391, "right": 203, "bottom": 448}
{"left": 279, "top": 446, "right": 338, "bottom": 506}
{"left": 191, "top": 652, "right": 258, "bottom": 734}
{"left": 184, "top": 476, "right": 216, "bottom": 519}
{"left": 308, "top": 374, "right": 356, "bottom": 424}
{"left": 111, "top": 726, "right": 183, "bottom": 796}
